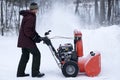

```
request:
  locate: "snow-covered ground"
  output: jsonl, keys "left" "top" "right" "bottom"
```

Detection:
{"left": 0, "top": 3, "right": 120, "bottom": 80}
{"left": 0, "top": 25, "right": 120, "bottom": 80}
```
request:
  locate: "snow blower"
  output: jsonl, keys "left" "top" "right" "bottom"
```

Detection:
{"left": 42, "top": 30, "right": 101, "bottom": 77}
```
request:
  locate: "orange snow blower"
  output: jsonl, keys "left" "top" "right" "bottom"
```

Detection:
{"left": 42, "top": 30, "right": 101, "bottom": 77}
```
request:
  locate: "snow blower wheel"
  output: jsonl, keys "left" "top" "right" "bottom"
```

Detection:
{"left": 62, "top": 61, "right": 79, "bottom": 77}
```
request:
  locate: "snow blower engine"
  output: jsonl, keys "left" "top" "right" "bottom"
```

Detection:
{"left": 57, "top": 43, "right": 78, "bottom": 63}
{"left": 42, "top": 30, "right": 101, "bottom": 77}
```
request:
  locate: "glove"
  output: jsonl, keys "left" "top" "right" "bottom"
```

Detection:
{"left": 32, "top": 34, "right": 42, "bottom": 43}
{"left": 41, "top": 37, "right": 51, "bottom": 45}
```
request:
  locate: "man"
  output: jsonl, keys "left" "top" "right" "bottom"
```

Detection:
{"left": 17, "top": 2, "right": 45, "bottom": 77}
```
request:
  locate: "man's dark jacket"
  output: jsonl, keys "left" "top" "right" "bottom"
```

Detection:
{"left": 17, "top": 10, "right": 38, "bottom": 48}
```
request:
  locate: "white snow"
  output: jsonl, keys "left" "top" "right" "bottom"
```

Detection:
{"left": 0, "top": 3, "right": 120, "bottom": 80}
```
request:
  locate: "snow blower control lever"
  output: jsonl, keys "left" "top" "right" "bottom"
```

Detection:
{"left": 45, "top": 30, "right": 51, "bottom": 36}
{"left": 42, "top": 30, "right": 101, "bottom": 77}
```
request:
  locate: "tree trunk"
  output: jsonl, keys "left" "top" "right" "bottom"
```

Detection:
{"left": 9, "top": 2, "right": 14, "bottom": 27}
{"left": 107, "top": 0, "right": 113, "bottom": 24}
{"left": 17, "top": 0, "right": 21, "bottom": 35}
{"left": 5, "top": 0, "right": 8, "bottom": 28}
{"left": 111, "top": 0, "right": 115, "bottom": 24}
{"left": 75, "top": 0, "right": 80, "bottom": 15}
{"left": 115, "top": 0, "right": 119, "bottom": 16}
{"left": 1, "top": 0, "right": 4, "bottom": 36}
{"left": 95, "top": 0, "right": 99, "bottom": 23}
{"left": 100, "top": 0, "right": 105, "bottom": 25}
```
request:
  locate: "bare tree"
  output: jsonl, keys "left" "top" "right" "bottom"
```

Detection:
{"left": 100, "top": 0, "right": 105, "bottom": 25}
{"left": 1, "top": 0, "right": 4, "bottom": 36}
{"left": 5, "top": 0, "right": 8, "bottom": 29}
{"left": 111, "top": 0, "right": 120, "bottom": 24}
{"left": 115, "top": 0, "right": 119, "bottom": 16}
{"left": 94, "top": 0, "right": 99, "bottom": 23}
{"left": 39, "top": 0, "right": 54, "bottom": 14}
{"left": 107, "top": 0, "right": 113, "bottom": 24}
{"left": 74, "top": 0, "right": 81, "bottom": 14}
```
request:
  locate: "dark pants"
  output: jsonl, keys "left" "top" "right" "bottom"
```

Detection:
{"left": 17, "top": 47, "right": 41, "bottom": 75}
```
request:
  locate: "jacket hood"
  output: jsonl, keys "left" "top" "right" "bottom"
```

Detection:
{"left": 19, "top": 10, "right": 35, "bottom": 16}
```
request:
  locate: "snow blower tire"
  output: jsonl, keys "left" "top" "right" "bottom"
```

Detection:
{"left": 62, "top": 61, "right": 79, "bottom": 77}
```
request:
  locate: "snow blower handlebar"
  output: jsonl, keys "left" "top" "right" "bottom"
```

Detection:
{"left": 42, "top": 30, "right": 52, "bottom": 46}
{"left": 42, "top": 30, "right": 61, "bottom": 68}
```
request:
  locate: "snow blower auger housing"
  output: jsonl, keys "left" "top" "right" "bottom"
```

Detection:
{"left": 42, "top": 30, "right": 101, "bottom": 77}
